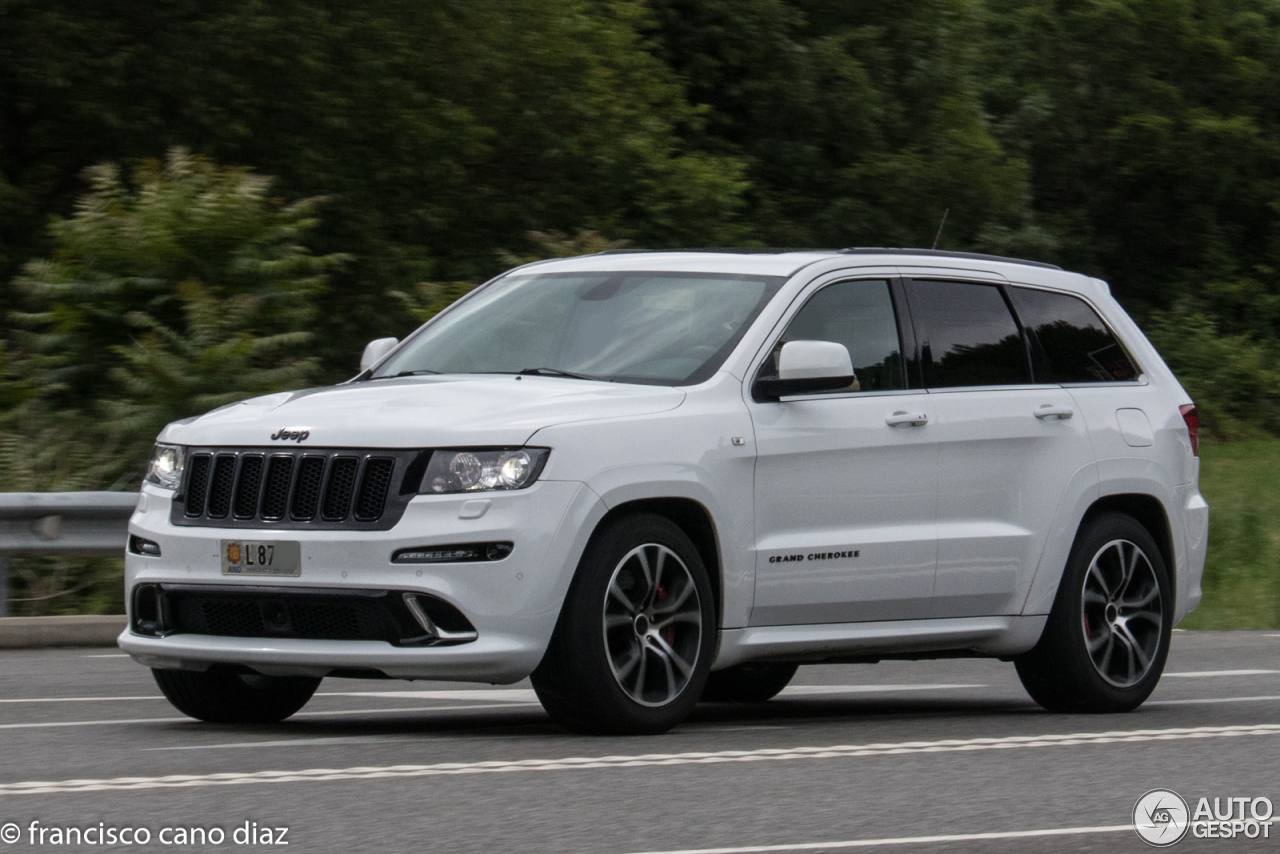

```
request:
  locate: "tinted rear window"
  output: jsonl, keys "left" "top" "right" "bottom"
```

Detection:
{"left": 907, "top": 280, "right": 1031, "bottom": 388}
{"left": 1008, "top": 287, "right": 1138, "bottom": 383}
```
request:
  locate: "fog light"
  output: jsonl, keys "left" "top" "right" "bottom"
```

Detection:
{"left": 129, "top": 535, "right": 162, "bottom": 557}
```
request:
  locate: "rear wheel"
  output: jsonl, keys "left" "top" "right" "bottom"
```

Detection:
{"left": 532, "top": 513, "right": 716, "bottom": 734}
{"left": 1016, "top": 512, "right": 1172, "bottom": 713}
{"left": 701, "top": 662, "right": 798, "bottom": 703}
{"left": 153, "top": 668, "right": 320, "bottom": 723}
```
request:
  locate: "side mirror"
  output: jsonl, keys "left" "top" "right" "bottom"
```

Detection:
{"left": 360, "top": 337, "right": 399, "bottom": 372}
{"left": 756, "top": 340, "right": 855, "bottom": 400}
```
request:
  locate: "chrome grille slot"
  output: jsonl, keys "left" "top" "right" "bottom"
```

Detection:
{"left": 174, "top": 447, "right": 419, "bottom": 531}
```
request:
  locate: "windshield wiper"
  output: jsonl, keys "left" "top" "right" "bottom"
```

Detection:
{"left": 516, "top": 367, "right": 606, "bottom": 381}
{"left": 366, "top": 369, "right": 440, "bottom": 381}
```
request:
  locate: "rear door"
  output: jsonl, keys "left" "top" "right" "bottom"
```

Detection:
{"left": 748, "top": 276, "right": 939, "bottom": 625}
{"left": 903, "top": 277, "right": 1097, "bottom": 618}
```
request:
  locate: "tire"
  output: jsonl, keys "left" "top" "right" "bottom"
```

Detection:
{"left": 1015, "top": 512, "right": 1173, "bottom": 713}
{"left": 701, "top": 662, "right": 798, "bottom": 703}
{"left": 532, "top": 512, "right": 716, "bottom": 735}
{"left": 153, "top": 667, "right": 321, "bottom": 723}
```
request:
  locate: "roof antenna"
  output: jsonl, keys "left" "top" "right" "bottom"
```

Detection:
{"left": 931, "top": 208, "right": 950, "bottom": 251}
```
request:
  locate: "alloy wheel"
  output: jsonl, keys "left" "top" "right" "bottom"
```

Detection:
{"left": 602, "top": 543, "right": 703, "bottom": 707}
{"left": 1080, "top": 538, "right": 1163, "bottom": 688}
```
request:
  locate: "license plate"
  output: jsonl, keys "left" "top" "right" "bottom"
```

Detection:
{"left": 221, "top": 540, "right": 301, "bottom": 577}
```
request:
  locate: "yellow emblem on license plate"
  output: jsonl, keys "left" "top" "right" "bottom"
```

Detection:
{"left": 226, "top": 542, "right": 242, "bottom": 564}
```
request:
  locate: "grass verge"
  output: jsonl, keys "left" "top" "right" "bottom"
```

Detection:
{"left": 1181, "top": 440, "right": 1280, "bottom": 629}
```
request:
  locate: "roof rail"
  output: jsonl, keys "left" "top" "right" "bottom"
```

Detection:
{"left": 838, "top": 247, "right": 1062, "bottom": 271}
{"left": 589, "top": 246, "right": 1063, "bottom": 271}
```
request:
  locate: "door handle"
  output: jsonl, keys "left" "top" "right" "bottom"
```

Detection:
{"left": 1034, "top": 404, "right": 1074, "bottom": 420}
{"left": 886, "top": 411, "right": 929, "bottom": 427}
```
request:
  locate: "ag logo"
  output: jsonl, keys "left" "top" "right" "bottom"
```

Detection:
{"left": 1134, "top": 789, "right": 1190, "bottom": 846}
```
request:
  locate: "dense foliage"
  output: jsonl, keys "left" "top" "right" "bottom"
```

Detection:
{"left": 3, "top": 0, "right": 1280, "bottom": 610}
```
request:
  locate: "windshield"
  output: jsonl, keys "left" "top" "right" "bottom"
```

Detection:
{"left": 372, "top": 271, "right": 785, "bottom": 385}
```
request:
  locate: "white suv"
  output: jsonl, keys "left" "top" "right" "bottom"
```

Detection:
{"left": 121, "top": 249, "right": 1209, "bottom": 734}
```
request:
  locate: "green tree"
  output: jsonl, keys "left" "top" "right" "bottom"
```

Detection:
{"left": 981, "top": 0, "right": 1280, "bottom": 314}
{"left": 7, "top": 147, "right": 345, "bottom": 481}
{"left": 2, "top": 148, "right": 344, "bottom": 616}
{"left": 0, "top": 0, "right": 750, "bottom": 376}
{"left": 637, "top": 0, "right": 1046, "bottom": 251}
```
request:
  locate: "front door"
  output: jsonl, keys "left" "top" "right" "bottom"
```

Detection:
{"left": 748, "top": 278, "right": 939, "bottom": 625}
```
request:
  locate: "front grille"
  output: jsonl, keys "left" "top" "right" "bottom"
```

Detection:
{"left": 132, "top": 583, "right": 477, "bottom": 647}
{"left": 173, "top": 447, "right": 428, "bottom": 531}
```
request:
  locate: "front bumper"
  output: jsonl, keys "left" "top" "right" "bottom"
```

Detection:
{"left": 120, "top": 479, "right": 598, "bottom": 683}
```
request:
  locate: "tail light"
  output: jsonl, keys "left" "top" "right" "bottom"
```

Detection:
{"left": 1179, "top": 404, "right": 1199, "bottom": 456}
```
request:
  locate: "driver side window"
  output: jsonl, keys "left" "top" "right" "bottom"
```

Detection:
{"left": 760, "top": 279, "right": 906, "bottom": 393}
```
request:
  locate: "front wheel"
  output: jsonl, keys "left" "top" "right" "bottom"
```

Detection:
{"left": 532, "top": 513, "right": 716, "bottom": 735}
{"left": 153, "top": 668, "right": 320, "bottom": 723}
{"left": 1016, "top": 512, "right": 1173, "bottom": 713}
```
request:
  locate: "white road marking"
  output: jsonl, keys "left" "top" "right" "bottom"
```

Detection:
{"left": 0, "top": 684, "right": 983, "bottom": 706}
{"left": 83, "top": 654, "right": 128, "bottom": 658}
{"left": 0, "top": 702, "right": 543, "bottom": 730}
{"left": 703, "top": 726, "right": 790, "bottom": 732}
{"left": 146, "top": 736, "right": 413, "bottom": 751}
{"left": 3, "top": 692, "right": 1280, "bottom": 730}
{"left": 0, "top": 696, "right": 164, "bottom": 704}
{"left": 0, "top": 689, "right": 539, "bottom": 705}
{"left": 1147, "top": 694, "right": 1280, "bottom": 706}
{"left": 778, "top": 684, "right": 986, "bottom": 697}
{"left": 618, "top": 824, "right": 1133, "bottom": 853}
{"left": 294, "top": 702, "right": 543, "bottom": 717}
{"left": 1164, "top": 669, "right": 1279, "bottom": 678}
{"left": 317, "top": 689, "right": 540, "bottom": 703}
{"left": 2, "top": 722, "right": 1279, "bottom": 796}
{"left": 0, "top": 717, "right": 186, "bottom": 730}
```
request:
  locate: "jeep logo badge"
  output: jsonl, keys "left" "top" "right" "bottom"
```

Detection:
{"left": 270, "top": 428, "right": 310, "bottom": 442}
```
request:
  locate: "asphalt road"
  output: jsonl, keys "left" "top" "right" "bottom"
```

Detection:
{"left": 0, "top": 630, "right": 1278, "bottom": 853}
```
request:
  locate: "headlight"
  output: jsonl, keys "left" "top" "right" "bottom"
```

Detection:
{"left": 421, "top": 448, "right": 549, "bottom": 494}
{"left": 144, "top": 444, "right": 186, "bottom": 490}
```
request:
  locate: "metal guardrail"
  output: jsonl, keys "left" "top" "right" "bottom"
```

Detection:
{"left": 0, "top": 492, "right": 139, "bottom": 617}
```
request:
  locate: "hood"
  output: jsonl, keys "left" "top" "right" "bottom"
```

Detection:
{"left": 158, "top": 375, "right": 686, "bottom": 449}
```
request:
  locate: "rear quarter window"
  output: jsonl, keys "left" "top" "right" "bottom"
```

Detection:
{"left": 1008, "top": 287, "right": 1138, "bottom": 383}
